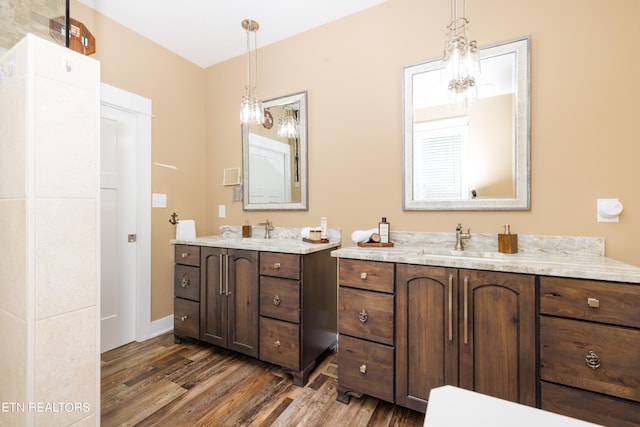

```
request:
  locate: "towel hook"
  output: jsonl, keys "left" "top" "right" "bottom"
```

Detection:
{"left": 169, "top": 212, "right": 179, "bottom": 225}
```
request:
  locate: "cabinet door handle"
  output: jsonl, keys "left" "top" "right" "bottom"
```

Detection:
{"left": 359, "top": 364, "right": 367, "bottom": 374}
{"left": 274, "top": 340, "right": 281, "bottom": 348}
{"left": 180, "top": 315, "right": 188, "bottom": 321}
{"left": 360, "top": 272, "right": 368, "bottom": 280}
{"left": 181, "top": 275, "right": 191, "bottom": 288}
{"left": 587, "top": 297, "right": 600, "bottom": 308}
{"left": 463, "top": 276, "right": 469, "bottom": 344}
{"left": 274, "top": 262, "right": 281, "bottom": 270}
{"left": 585, "top": 351, "right": 601, "bottom": 369}
{"left": 358, "top": 309, "right": 368, "bottom": 324}
{"left": 448, "top": 274, "right": 453, "bottom": 341}
{"left": 225, "top": 254, "right": 230, "bottom": 295}
{"left": 219, "top": 254, "right": 224, "bottom": 295}
{"left": 273, "top": 295, "right": 281, "bottom": 306}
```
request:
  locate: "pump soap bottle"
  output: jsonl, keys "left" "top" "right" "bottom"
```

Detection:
{"left": 379, "top": 217, "right": 390, "bottom": 244}
{"left": 242, "top": 220, "right": 251, "bottom": 238}
{"left": 498, "top": 224, "right": 518, "bottom": 254}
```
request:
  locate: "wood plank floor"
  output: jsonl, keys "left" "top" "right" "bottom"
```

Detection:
{"left": 101, "top": 333, "right": 425, "bottom": 426}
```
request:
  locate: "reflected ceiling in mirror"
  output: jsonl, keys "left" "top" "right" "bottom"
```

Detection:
{"left": 403, "top": 37, "right": 530, "bottom": 210}
{"left": 242, "top": 91, "right": 308, "bottom": 211}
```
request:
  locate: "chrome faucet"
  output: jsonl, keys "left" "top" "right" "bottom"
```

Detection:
{"left": 455, "top": 223, "right": 471, "bottom": 251}
{"left": 259, "top": 219, "right": 274, "bottom": 239}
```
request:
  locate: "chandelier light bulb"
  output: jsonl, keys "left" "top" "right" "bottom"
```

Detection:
{"left": 442, "top": 0, "right": 480, "bottom": 108}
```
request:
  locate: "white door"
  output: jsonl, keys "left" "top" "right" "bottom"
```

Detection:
{"left": 100, "top": 105, "right": 137, "bottom": 352}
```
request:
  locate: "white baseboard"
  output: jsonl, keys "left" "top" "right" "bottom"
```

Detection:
{"left": 146, "top": 314, "right": 173, "bottom": 340}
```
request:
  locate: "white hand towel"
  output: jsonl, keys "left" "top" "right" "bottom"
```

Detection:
{"left": 351, "top": 228, "right": 379, "bottom": 244}
{"left": 300, "top": 227, "right": 312, "bottom": 239}
{"left": 176, "top": 219, "right": 196, "bottom": 241}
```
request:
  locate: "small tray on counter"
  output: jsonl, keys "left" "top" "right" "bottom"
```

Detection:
{"left": 303, "top": 238, "right": 329, "bottom": 244}
{"left": 357, "top": 242, "right": 394, "bottom": 248}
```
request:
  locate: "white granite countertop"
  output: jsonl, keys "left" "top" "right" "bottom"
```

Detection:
{"left": 331, "top": 231, "right": 640, "bottom": 284}
{"left": 171, "top": 226, "right": 341, "bottom": 255}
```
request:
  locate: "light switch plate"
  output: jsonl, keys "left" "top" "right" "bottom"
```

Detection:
{"left": 152, "top": 193, "right": 167, "bottom": 208}
{"left": 218, "top": 205, "right": 226, "bottom": 218}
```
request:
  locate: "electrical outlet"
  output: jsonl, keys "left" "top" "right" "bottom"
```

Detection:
{"left": 218, "top": 205, "right": 226, "bottom": 218}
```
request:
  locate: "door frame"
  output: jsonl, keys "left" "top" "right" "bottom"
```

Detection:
{"left": 100, "top": 83, "right": 153, "bottom": 342}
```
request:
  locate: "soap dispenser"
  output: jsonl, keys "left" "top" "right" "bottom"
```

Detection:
{"left": 498, "top": 224, "right": 518, "bottom": 254}
{"left": 242, "top": 220, "right": 251, "bottom": 238}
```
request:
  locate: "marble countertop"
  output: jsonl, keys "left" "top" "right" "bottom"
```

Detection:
{"left": 172, "top": 235, "right": 340, "bottom": 255}
{"left": 171, "top": 226, "right": 342, "bottom": 255}
{"left": 331, "top": 232, "right": 640, "bottom": 284}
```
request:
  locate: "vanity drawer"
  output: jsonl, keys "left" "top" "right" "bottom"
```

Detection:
{"left": 174, "top": 298, "right": 200, "bottom": 339}
{"left": 541, "top": 382, "right": 640, "bottom": 427}
{"left": 339, "top": 259, "right": 394, "bottom": 293}
{"left": 260, "top": 252, "right": 300, "bottom": 280}
{"left": 338, "top": 334, "right": 394, "bottom": 403}
{"left": 174, "top": 244, "right": 200, "bottom": 267}
{"left": 260, "top": 317, "right": 300, "bottom": 370}
{"left": 540, "top": 316, "right": 640, "bottom": 402}
{"left": 539, "top": 276, "right": 640, "bottom": 328}
{"left": 339, "top": 286, "right": 394, "bottom": 345}
{"left": 260, "top": 276, "right": 300, "bottom": 323}
{"left": 174, "top": 264, "right": 200, "bottom": 301}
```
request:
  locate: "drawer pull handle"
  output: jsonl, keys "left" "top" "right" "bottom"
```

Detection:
{"left": 587, "top": 298, "right": 600, "bottom": 308}
{"left": 181, "top": 252, "right": 189, "bottom": 258}
{"left": 181, "top": 276, "right": 191, "bottom": 288}
{"left": 274, "top": 262, "right": 281, "bottom": 269}
{"left": 273, "top": 295, "right": 281, "bottom": 306}
{"left": 359, "top": 364, "right": 367, "bottom": 374}
{"left": 358, "top": 309, "right": 368, "bottom": 324}
{"left": 274, "top": 340, "right": 281, "bottom": 348}
{"left": 585, "top": 351, "right": 601, "bottom": 369}
{"left": 180, "top": 315, "right": 188, "bottom": 321}
{"left": 360, "top": 272, "right": 367, "bottom": 280}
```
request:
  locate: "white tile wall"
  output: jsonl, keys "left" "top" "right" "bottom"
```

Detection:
{"left": 0, "top": 34, "right": 100, "bottom": 427}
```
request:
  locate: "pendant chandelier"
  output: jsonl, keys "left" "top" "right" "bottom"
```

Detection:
{"left": 277, "top": 107, "right": 299, "bottom": 139}
{"left": 240, "top": 19, "right": 264, "bottom": 125}
{"left": 442, "top": 0, "right": 480, "bottom": 108}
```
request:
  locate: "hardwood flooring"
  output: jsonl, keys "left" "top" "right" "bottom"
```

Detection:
{"left": 101, "top": 333, "right": 425, "bottom": 426}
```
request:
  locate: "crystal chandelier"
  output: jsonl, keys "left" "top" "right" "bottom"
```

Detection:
{"left": 240, "top": 19, "right": 264, "bottom": 125}
{"left": 442, "top": 0, "right": 480, "bottom": 108}
{"left": 277, "top": 107, "right": 299, "bottom": 139}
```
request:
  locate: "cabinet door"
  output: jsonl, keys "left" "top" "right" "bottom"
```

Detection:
{"left": 396, "top": 264, "right": 458, "bottom": 412}
{"left": 200, "top": 247, "right": 227, "bottom": 347}
{"left": 227, "top": 249, "right": 259, "bottom": 357}
{"left": 458, "top": 270, "right": 536, "bottom": 406}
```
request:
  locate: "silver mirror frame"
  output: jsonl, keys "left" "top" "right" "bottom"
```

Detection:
{"left": 242, "top": 91, "right": 308, "bottom": 211}
{"left": 403, "top": 37, "right": 530, "bottom": 210}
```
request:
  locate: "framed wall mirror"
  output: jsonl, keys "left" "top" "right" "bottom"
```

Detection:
{"left": 403, "top": 37, "right": 530, "bottom": 210}
{"left": 242, "top": 91, "right": 308, "bottom": 211}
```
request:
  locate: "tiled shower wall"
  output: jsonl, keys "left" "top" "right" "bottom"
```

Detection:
{"left": 0, "top": 0, "right": 67, "bottom": 50}
{"left": 0, "top": 34, "right": 99, "bottom": 426}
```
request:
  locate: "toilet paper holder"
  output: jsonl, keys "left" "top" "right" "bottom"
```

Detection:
{"left": 169, "top": 212, "right": 179, "bottom": 225}
{"left": 597, "top": 199, "right": 623, "bottom": 223}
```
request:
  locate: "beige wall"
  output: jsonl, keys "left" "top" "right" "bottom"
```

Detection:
{"left": 72, "top": 1, "right": 207, "bottom": 320}
{"left": 73, "top": 0, "right": 640, "bottom": 322}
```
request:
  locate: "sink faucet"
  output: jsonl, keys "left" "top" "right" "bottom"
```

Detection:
{"left": 455, "top": 223, "right": 471, "bottom": 251}
{"left": 259, "top": 219, "right": 274, "bottom": 239}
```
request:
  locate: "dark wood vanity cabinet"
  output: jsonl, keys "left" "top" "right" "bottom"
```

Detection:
{"left": 259, "top": 250, "right": 337, "bottom": 386}
{"left": 173, "top": 245, "right": 201, "bottom": 341}
{"left": 200, "top": 247, "right": 259, "bottom": 358}
{"left": 395, "top": 265, "right": 536, "bottom": 412}
{"left": 174, "top": 243, "right": 337, "bottom": 386}
{"left": 539, "top": 276, "right": 640, "bottom": 426}
{"left": 337, "top": 259, "right": 395, "bottom": 403}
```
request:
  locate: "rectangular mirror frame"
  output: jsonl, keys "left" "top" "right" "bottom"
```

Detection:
{"left": 403, "top": 37, "right": 531, "bottom": 211}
